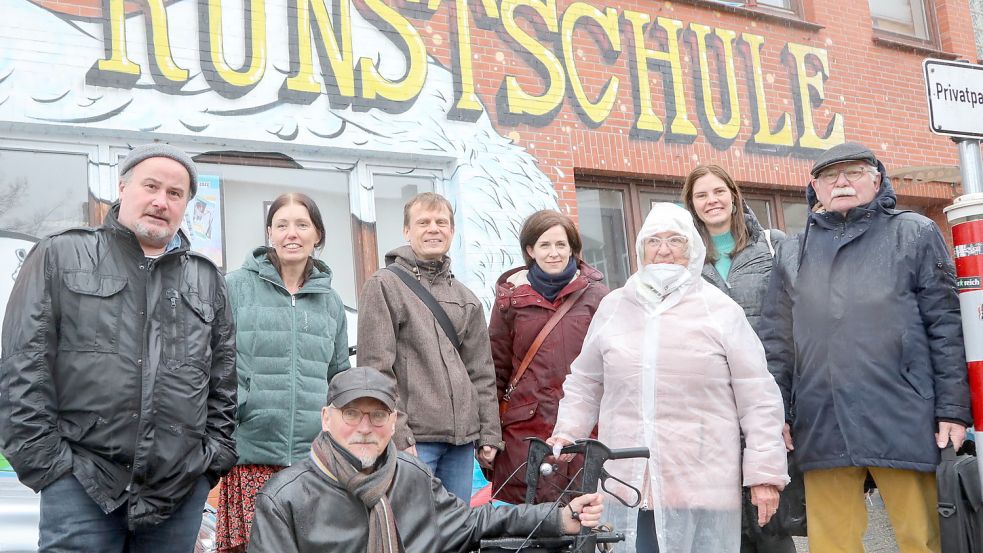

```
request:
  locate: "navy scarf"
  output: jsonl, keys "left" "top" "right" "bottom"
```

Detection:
{"left": 527, "top": 258, "right": 577, "bottom": 302}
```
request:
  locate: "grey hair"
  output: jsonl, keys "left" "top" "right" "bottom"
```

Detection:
{"left": 119, "top": 169, "right": 133, "bottom": 186}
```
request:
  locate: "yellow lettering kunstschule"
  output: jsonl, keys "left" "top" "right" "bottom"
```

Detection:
{"left": 358, "top": 0, "right": 428, "bottom": 104}
{"left": 282, "top": 0, "right": 355, "bottom": 102}
{"left": 415, "top": 0, "right": 500, "bottom": 118}
{"left": 784, "top": 42, "right": 844, "bottom": 150}
{"left": 622, "top": 12, "right": 697, "bottom": 141}
{"left": 500, "top": 0, "right": 566, "bottom": 118}
{"left": 144, "top": 0, "right": 189, "bottom": 84}
{"left": 87, "top": 0, "right": 141, "bottom": 84}
{"left": 741, "top": 33, "right": 793, "bottom": 150}
{"left": 205, "top": 0, "right": 267, "bottom": 92}
{"left": 561, "top": 3, "right": 621, "bottom": 126}
{"left": 690, "top": 24, "right": 740, "bottom": 144}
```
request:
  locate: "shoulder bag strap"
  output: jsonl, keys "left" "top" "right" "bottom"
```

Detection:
{"left": 764, "top": 229, "right": 775, "bottom": 257}
{"left": 386, "top": 264, "right": 462, "bottom": 351}
{"left": 502, "top": 286, "right": 588, "bottom": 405}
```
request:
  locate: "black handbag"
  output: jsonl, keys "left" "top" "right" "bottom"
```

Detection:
{"left": 937, "top": 443, "right": 983, "bottom": 553}
{"left": 742, "top": 452, "right": 807, "bottom": 538}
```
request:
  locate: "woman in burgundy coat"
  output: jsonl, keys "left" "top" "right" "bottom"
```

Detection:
{"left": 488, "top": 209, "right": 610, "bottom": 504}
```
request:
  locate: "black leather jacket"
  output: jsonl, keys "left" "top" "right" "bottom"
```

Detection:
{"left": 0, "top": 204, "right": 237, "bottom": 527}
{"left": 250, "top": 451, "right": 564, "bottom": 553}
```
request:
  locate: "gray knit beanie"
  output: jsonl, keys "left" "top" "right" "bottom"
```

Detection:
{"left": 119, "top": 144, "right": 199, "bottom": 197}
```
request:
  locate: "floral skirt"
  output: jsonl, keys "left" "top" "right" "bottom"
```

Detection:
{"left": 215, "top": 464, "right": 284, "bottom": 552}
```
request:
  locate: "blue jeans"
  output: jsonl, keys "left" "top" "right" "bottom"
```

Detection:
{"left": 39, "top": 473, "right": 210, "bottom": 553}
{"left": 415, "top": 442, "right": 475, "bottom": 501}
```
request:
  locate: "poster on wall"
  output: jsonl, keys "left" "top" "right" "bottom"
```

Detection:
{"left": 182, "top": 174, "right": 225, "bottom": 270}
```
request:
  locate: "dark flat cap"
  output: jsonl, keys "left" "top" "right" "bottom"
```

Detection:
{"left": 810, "top": 142, "right": 878, "bottom": 177}
{"left": 328, "top": 367, "right": 397, "bottom": 411}
{"left": 119, "top": 143, "right": 199, "bottom": 197}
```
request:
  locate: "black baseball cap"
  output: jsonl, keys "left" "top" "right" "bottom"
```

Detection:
{"left": 327, "top": 367, "right": 397, "bottom": 411}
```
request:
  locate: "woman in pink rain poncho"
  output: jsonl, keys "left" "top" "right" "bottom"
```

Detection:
{"left": 548, "top": 203, "right": 788, "bottom": 552}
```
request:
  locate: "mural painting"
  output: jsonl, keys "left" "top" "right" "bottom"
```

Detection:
{"left": 0, "top": 0, "right": 845, "bottom": 309}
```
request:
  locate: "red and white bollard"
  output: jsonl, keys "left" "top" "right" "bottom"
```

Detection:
{"left": 946, "top": 196, "right": 983, "bottom": 427}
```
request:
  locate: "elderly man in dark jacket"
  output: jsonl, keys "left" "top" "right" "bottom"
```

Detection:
{"left": 759, "top": 142, "right": 971, "bottom": 553}
{"left": 0, "top": 144, "right": 238, "bottom": 553}
{"left": 249, "top": 367, "right": 603, "bottom": 553}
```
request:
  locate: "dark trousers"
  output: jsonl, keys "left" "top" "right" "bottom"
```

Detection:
{"left": 740, "top": 533, "right": 797, "bottom": 553}
{"left": 636, "top": 509, "right": 660, "bottom": 552}
{"left": 39, "top": 473, "right": 210, "bottom": 553}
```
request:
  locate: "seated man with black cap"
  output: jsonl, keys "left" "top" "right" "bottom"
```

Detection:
{"left": 248, "top": 367, "right": 604, "bottom": 553}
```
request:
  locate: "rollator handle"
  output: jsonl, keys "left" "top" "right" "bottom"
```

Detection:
{"left": 519, "top": 439, "right": 649, "bottom": 553}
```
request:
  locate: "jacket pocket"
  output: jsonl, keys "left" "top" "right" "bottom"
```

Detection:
{"left": 161, "top": 289, "right": 216, "bottom": 371}
{"left": 501, "top": 400, "right": 539, "bottom": 427}
{"left": 56, "top": 411, "right": 101, "bottom": 443}
{"left": 901, "top": 365, "right": 935, "bottom": 400}
{"left": 182, "top": 291, "right": 216, "bottom": 371}
{"left": 59, "top": 271, "right": 127, "bottom": 353}
{"left": 901, "top": 337, "right": 935, "bottom": 400}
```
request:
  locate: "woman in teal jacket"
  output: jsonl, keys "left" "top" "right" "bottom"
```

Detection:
{"left": 215, "top": 193, "right": 350, "bottom": 552}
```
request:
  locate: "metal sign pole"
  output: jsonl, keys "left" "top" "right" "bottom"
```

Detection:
{"left": 958, "top": 139, "right": 983, "bottom": 195}
{"left": 945, "top": 138, "right": 983, "bottom": 498}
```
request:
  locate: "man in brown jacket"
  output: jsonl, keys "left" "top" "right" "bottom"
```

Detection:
{"left": 357, "top": 192, "right": 502, "bottom": 500}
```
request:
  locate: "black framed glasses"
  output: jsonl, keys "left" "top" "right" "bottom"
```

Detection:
{"left": 338, "top": 407, "right": 392, "bottom": 427}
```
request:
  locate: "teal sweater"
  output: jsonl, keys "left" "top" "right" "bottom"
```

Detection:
{"left": 225, "top": 248, "right": 350, "bottom": 466}
{"left": 712, "top": 232, "right": 736, "bottom": 280}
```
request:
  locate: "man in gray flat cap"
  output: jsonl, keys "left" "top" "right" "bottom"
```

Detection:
{"left": 759, "top": 142, "right": 971, "bottom": 552}
{"left": 0, "top": 143, "right": 237, "bottom": 552}
{"left": 249, "top": 367, "right": 604, "bottom": 553}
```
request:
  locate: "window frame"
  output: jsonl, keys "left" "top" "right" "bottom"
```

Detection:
{"left": 575, "top": 174, "right": 815, "bottom": 278}
{"left": 0, "top": 138, "right": 99, "bottom": 228}
{"left": 123, "top": 147, "right": 449, "bottom": 295}
{"left": 352, "top": 162, "right": 446, "bottom": 286}
{"left": 868, "top": 0, "right": 941, "bottom": 49}
{"left": 753, "top": 0, "right": 803, "bottom": 18}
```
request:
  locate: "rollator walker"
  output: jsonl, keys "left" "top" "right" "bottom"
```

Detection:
{"left": 477, "top": 438, "right": 649, "bottom": 553}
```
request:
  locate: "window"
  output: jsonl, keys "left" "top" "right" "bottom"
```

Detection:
{"left": 197, "top": 161, "right": 358, "bottom": 305}
{"left": 193, "top": 155, "right": 443, "bottom": 308}
{"left": 0, "top": 145, "right": 92, "bottom": 339}
{"left": 756, "top": 0, "right": 796, "bottom": 12}
{"left": 0, "top": 148, "right": 89, "bottom": 238}
{"left": 576, "top": 176, "right": 813, "bottom": 287}
{"left": 869, "top": 0, "right": 934, "bottom": 43}
{"left": 366, "top": 168, "right": 439, "bottom": 270}
{"left": 576, "top": 187, "right": 631, "bottom": 290}
{"left": 781, "top": 200, "right": 810, "bottom": 235}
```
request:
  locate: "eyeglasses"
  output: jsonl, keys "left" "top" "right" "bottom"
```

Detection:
{"left": 643, "top": 236, "right": 688, "bottom": 251}
{"left": 815, "top": 168, "right": 874, "bottom": 185}
{"left": 337, "top": 407, "right": 392, "bottom": 427}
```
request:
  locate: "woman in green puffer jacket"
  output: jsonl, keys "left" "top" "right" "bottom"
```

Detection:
{"left": 215, "top": 193, "right": 350, "bottom": 553}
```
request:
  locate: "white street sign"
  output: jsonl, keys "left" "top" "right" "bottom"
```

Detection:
{"left": 924, "top": 59, "right": 983, "bottom": 140}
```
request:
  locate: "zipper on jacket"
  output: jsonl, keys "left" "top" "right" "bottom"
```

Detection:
{"left": 288, "top": 294, "right": 298, "bottom": 465}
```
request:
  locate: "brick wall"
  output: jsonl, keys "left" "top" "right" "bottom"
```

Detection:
{"left": 394, "top": 0, "right": 976, "bottom": 230}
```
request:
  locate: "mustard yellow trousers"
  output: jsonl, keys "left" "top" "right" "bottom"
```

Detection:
{"left": 803, "top": 466, "right": 939, "bottom": 553}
